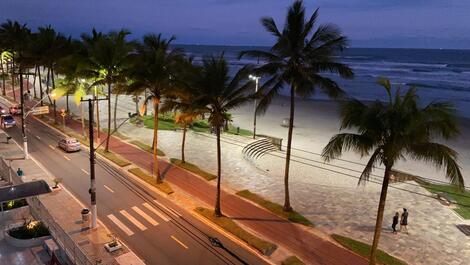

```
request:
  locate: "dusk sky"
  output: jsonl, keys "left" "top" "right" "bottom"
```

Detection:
{"left": 1, "top": 0, "right": 469, "bottom": 49}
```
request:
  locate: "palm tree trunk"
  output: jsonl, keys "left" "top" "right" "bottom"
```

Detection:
{"left": 283, "top": 86, "right": 295, "bottom": 212}
{"left": 214, "top": 124, "right": 222, "bottom": 217}
{"left": 11, "top": 57, "right": 16, "bottom": 101}
{"left": 181, "top": 123, "right": 187, "bottom": 163}
{"left": 32, "top": 66, "right": 37, "bottom": 99}
{"left": 51, "top": 66, "right": 57, "bottom": 124}
{"left": 1, "top": 62, "right": 5, "bottom": 96}
{"left": 369, "top": 165, "right": 392, "bottom": 265}
{"left": 95, "top": 93, "right": 101, "bottom": 144}
{"left": 46, "top": 67, "right": 52, "bottom": 105}
{"left": 113, "top": 93, "right": 118, "bottom": 131}
{"left": 105, "top": 82, "right": 112, "bottom": 152}
{"left": 81, "top": 103, "right": 87, "bottom": 139}
{"left": 38, "top": 67, "right": 43, "bottom": 106}
{"left": 153, "top": 99, "right": 161, "bottom": 183}
{"left": 66, "top": 93, "right": 70, "bottom": 113}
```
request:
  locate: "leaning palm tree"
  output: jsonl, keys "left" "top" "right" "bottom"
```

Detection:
{"left": 80, "top": 29, "right": 134, "bottom": 152}
{"left": 240, "top": 0, "right": 354, "bottom": 211}
{"left": 127, "top": 34, "right": 184, "bottom": 183}
{"left": 322, "top": 78, "right": 464, "bottom": 265}
{"left": 193, "top": 54, "right": 255, "bottom": 217}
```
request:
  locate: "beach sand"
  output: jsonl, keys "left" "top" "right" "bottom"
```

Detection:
{"left": 231, "top": 95, "right": 470, "bottom": 186}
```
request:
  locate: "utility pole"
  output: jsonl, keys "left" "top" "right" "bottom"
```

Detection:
{"left": 81, "top": 96, "right": 109, "bottom": 229}
{"left": 17, "top": 69, "right": 35, "bottom": 159}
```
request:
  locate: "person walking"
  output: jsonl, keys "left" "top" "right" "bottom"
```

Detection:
{"left": 392, "top": 212, "right": 399, "bottom": 234}
{"left": 400, "top": 208, "right": 409, "bottom": 233}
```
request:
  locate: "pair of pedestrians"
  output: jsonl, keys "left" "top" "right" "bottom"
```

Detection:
{"left": 392, "top": 208, "right": 408, "bottom": 234}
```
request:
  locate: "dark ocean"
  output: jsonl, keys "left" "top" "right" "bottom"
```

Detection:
{"left": 177, "top": 45, "right": 470, "bottom": 118}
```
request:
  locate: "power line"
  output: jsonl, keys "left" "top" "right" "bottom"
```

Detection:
{"left": 193, "top": 131, "right": 470, "bottom": 207}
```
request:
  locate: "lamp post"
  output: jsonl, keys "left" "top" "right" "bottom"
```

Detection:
{"left": 249, "top": 75, "right": 260, "bottom": 139}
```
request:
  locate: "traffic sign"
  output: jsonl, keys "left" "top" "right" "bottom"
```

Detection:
{"left": 32, "top": 106, "right": 49, "bottom": 115}
{"left": 60, "top": 112, "right": 66, "bottom": 117}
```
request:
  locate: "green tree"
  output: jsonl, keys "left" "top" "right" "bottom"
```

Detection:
{"left": 240, "top": 0, "right": 353, "bottom": 211}
{"left": 322, "top": 78, "right": 464, "bottom": 265}
{"left": 127, "top": 34, "right": 183, "bottom": 183}
{"left": 193, "top": 54, "right": 255, "bottom": 216}
{"left": 81, "top": 29, "right": 134, "bottom": 152}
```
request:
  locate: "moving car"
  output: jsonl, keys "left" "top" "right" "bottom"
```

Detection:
{"left": 58, "top": 138, "right": 81, "bottom": 152}
{"left": 9, "top": 105, "right": 22, "bottom": 115}
{"left": 1, "top": 114, "right": 16, "bottom": 128}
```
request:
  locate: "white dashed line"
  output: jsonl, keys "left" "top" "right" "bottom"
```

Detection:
{"left": 171, "top": 235, "right": 188, "bottom": 249}
{"left": 81, "top": 168, "right": 89, "bottom": 175}
{"left": 63, "top": 155, "right": 71, "bottom": 161}
{"left": 142, "top": 202, "right": 170, "bottom": 222}
{"left": 103, "top": 185, "right": 114, "bottom": 193}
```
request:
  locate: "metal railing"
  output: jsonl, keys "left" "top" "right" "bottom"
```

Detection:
{"left": 0, "top": 158, "right": 95, "bottom": 265}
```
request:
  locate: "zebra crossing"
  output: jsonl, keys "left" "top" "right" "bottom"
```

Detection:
{"left": 107, "top": 200, "right": 181, "bottom": 236}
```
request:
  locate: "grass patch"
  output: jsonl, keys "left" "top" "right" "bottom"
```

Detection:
{"left": 416, "top": 179, "right": 470, "bottom": 219}
{"left": 137, "top": 115, "right": 179, "bottom": 130}
{"left": 236, "top": 190, "right": 313, "bottom": 227}
{"left": 227, "top": 125, "right": 253, "bottom": 137}
{"left": 194, "top": 207, "right": 277, "bottom": 256}
{"left": 129, "top": 140, "right": 165, "bottom": 156}
{"left": 128, "top": 167, "right": 174, "bottom": 195}
{"left": 170, "top": 158, "right": 217, "bottom": 181}
{"left": 96, "top": 148, "right": 131, "bottom": 167}
{"left": 282, "top": 256, "right": 305, "bottom": 265}
{"left": 332, "top": 234, "right": 408, "bottom": 265}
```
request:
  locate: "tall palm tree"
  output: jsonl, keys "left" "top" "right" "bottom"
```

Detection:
{"left": 322, "top": 78, "right": 464, "bottom": 265}
{"left": 81, "top": 29, "right": 134, "bottom": 152}
{"left": 193, "top": 54, "right": 255, "bottom": 217}
{"left": 0, "top": 20, "right": 31, "bottom": 101}
{"left": 127, "top": 34, "right": 183, "bottom": 183}
{"left": 0, "top": 50, "right": 12, "bottom": 96}
{"left": 240, "top": 0, "right": 353, "bottom": 211}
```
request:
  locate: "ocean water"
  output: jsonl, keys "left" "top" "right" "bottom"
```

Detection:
{"left": 177, "top": 45, "right": 470, "bottom": 118}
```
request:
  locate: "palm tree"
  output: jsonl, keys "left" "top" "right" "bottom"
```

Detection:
{"left": 322, "top": 78, "right": 464, "bottom": 265}
{"left": 81, "top": 29, "right": 134, "bottom": 152}
{"left": 0, "top": 50, "right": 12, "bottom": 96}
{"left": 239, "top": 0, "right": 354, "bottom": 211}
{"left": 0, "top": 20, "right": 31, "bottom": 101}
{"left": 127, "top": 34, "right": 183, "bottom": 183}
{"left": 193, "top": 54, "right": 255, "bottom": 217}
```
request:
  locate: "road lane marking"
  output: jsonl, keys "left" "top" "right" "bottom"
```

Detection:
{"left": 103, "top": 185, "right": 114, "bottom": 193}
{"left": 35, "top": 135, "right": 41, "bottom": 140}
{"left": 153, "top": 199, "right": 182, "bottom": 217}
{"left": 171, "top": 235, "right": 188, "bottom": 249}
{"left": 120, "top": 210, "right": 147, "bottom": 231}
{"left": 107, "top": 214, "right": 134, "bottom": 236}
{"left": 81, "top": 168, "right": 89, "bottom": 175}
{"left": 132, "top": 206, "right": 159, "bottom": 226}
{"left": 142, "top": 202, "right": 170, "bottom": 222}
{"left": 48, "top": 144, "right": 55, "bottom": 150}
{"left": 63, "top": 155, "right": 71, "bottom": 161}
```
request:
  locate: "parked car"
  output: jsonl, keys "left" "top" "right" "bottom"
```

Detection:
{"left": 1, "top": 114, "right": 16, "bottom": 128}
{"left": 9, "top": 105, "right": 22, "bottom": 115}
{"left": 58, "top": 138, "right": 81, "bottom": 152}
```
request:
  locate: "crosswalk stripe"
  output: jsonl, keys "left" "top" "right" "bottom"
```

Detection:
{"left": 120, "top": 210, "right": 147, "bottom": 231}
{"left": 48, "top": 144, "right": 55, "bottom": 150}
{"left": 142, "top": 202, "right": 170, "bottom": 222}
{"left": 171, "top": 235, "right": 188, "bottom": 249}
{"left": 132, "top": 206, "right": 159, "bottom": 226}
{"left": 81, "top": 168, "right": 89, "bottom": 175}
{"left": 153, "top": 199, "right": 182, "bottom": 217}
{"left": 107, "top": 214, "right": 134, "bottom": 236}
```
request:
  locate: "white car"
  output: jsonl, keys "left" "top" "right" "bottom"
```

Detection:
{"left": 58, "top": 138, "right": 81, "bottom": 152}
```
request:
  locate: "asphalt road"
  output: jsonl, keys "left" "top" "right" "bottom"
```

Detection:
{"left": 1, "top": 101, "right": 268, "bottom": 265}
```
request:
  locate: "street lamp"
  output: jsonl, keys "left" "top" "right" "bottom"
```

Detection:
{"left": 249, "top": 75, "right": 260, "bottom": 139}
{"left": 22, "top": 92, "right": 56, "bottom": 159}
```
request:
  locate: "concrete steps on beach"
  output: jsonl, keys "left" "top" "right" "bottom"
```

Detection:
{"left": 242, "top": 138, "right": 278, "bottom": 161}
